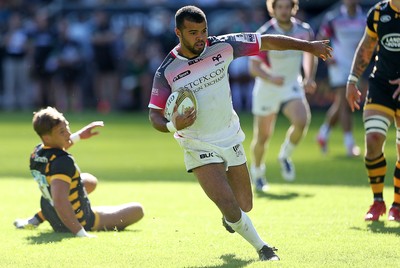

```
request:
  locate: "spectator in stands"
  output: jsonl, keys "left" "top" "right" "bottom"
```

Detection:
{"left": 28, "top": 10, "right": 57, "bottom": 109}
{"left": 90, "top": 9, "right": 119, "bottom": 113}
{"left": 2, "top": 11, "right": 31, "bottom": 111}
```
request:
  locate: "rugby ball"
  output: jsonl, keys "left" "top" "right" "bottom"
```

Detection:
{"left": 164, "top": 88, "right": 197, "bottom": 121}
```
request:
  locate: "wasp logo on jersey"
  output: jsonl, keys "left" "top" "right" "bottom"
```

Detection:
{"left": 380, "top": 15, "right": 391, "bottom": 23}
{"left": 381, "top": 34, "right": 400, "bottom": 52}
{"left": 173, "top": 70, "right": 191, "bottom": 82}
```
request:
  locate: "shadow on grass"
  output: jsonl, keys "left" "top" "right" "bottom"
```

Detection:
{"left": 189, "top": 253, "right": 252, "bottom": 268}
{"left": 25, "top": 229, "right": 141, "bottom": 244}
{"left": 366, "top": 221, "right": 400, "bottom": 236}
{"left": 351, "top": 221, "right": 400, "bottom": 236}
{"left": 26, "top": 232, "right": 74, "bottom": 244}
{"left": 255, "top": 190, "right": 314, "bottom": 201}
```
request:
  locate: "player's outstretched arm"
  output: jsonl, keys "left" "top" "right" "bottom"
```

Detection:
{"left": 67, "top": 121, "right": 104, "bottom": 149}
{"left": 75, "top": 121, "right": 104, "bottom": 140}
{"left": 260, "top": 34, "right": 332, "bottom": 61}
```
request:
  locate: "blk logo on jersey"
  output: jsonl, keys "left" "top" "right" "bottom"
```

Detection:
{"left": 188, "top": 58, "right": 203, "bottom": 66}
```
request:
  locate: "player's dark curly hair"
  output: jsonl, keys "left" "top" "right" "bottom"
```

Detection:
{"left": 175, "top": 5, "right": 207, "bottom": 30}
{"left": 32, "top": 107, "right": 67, "bottom": 137}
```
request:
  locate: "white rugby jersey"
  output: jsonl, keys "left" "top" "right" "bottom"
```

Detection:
{"left": 149, "top": 33, "right": 261, "bottom": 145}
{"left": 252, "top": 17, "right": 313, "bottom": 87}
{"left": 319, "top": 4, "right": 365, "bottom": 76}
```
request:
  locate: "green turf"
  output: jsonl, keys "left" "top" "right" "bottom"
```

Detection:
{"left": 1, "top": 110, "right": 399, "bottom": 268}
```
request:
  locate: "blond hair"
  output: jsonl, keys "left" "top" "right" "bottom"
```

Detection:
{"left": 32, "top": 107, "right": 67, "bottom": 137}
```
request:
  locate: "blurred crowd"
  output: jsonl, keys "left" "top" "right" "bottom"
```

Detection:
{"left": 0, "top": 0, "right": 372, "bottom": 113}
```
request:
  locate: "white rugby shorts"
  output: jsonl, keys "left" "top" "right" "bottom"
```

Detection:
{"left": 252, "top": 79, "right": 305, "bottom": 116}
{"left": 175, "top": 137, "right": 247, "bottom": 172}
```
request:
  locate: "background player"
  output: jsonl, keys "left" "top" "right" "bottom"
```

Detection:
{"left": 249, "top": 0, "right": 318, "bottom": 190}
{"left": 317, "top": 0, "right": 365, "bottom": 157}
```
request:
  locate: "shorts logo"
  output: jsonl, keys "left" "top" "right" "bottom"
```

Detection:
{"left": 233, "top": 144, "right": 243, "bottom": 157}
{"left": 200, "top": 152, "right": 214, "bottom": 159}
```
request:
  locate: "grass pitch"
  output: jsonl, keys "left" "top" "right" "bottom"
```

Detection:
{"left": 1, "top": 110, "right": 399, "bottom": 268}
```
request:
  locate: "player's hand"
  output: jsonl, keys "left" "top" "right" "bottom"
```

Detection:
{"left": 346, "top": 82, "right": 361, "bottom": 112}
{"left": 390, "top": 78, "right": 400, "bottom": 100}
{"left": 75, "top": 228, "right": 97, "bottom": 238}
{"left": 303, "top": 78, "right": 317, "bottom": 94}
{"left": 310, "top": 40, "right": 332, "bottom": 61}
{"left": 172, "top": 107, "right": 196, "bottom": 131}
{"left": 85, "top": 233, "right": 97, "bottom": 238}
{"left": 78, "top": 121, "right": 105, "bottom": 140}
{"left": 266, "top": 74, "right": 284, "bottom": 86}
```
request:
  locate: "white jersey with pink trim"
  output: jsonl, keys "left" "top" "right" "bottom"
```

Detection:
{"left": 149, "top": 33, "right": 261, "bottom": 146}
{"left": 252, "top": 18, "right": 314, "bottom": 87}
{"left": 318, "top": 4, "right": 365, "bottom": 86}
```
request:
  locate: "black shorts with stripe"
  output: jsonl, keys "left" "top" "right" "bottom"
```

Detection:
{"left": 41, "top": 197, "right": 96, "bottom": 233}
{"left": 365, "top": 76, "right": 400, "bottom": 114}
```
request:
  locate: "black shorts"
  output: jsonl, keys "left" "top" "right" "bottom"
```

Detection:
{"left": 41, "top": 197, "right": 96, "bottom": 233}
{"left": 365, "top": 76, "right": 400, "bottom": 115}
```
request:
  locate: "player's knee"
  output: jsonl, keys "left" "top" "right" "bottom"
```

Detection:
{"left": 241, "top": 200, "right": 253, "bottom": 212}
{"left": 81, "top": 173, "right": 98, "bottom": 194}
{"left": 364, "top": 115, "right": 390, "bottom": 138}
{"left": 128, "top": 202, "right": 144, "bottom": 222}
{"left": 257, "top": 133, "right": 271, "bottom": 145}
{"left": 135, "top": 204, "right": 145, "bottom": 220}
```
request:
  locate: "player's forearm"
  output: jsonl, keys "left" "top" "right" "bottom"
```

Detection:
{"left": 349, "top": 32, "right": 377, "bottom": 78}
{"left": 149, "top": 109, "right": 170, "bottom": 133}
{"left": 249, "top": 60, "right": 270, "bottom": 80}
{"left": 261, "top": 34, "right": 312, "bottom": 52}
{"left": 53, "top": 198, "right": 83, "bottom": 234}
{"left": 303, "top": 52, "right": 317, "bottom": 81}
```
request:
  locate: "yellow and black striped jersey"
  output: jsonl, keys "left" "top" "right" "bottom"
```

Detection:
{"left": 366, "top": 0, "right": 400, "bottom": 80}
{"left": 29, "top": 144, "right": 94, "bottom": 231}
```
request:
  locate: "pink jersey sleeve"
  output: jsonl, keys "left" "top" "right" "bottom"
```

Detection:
{"left": 148, "top": 55, "right": 174, "bottom": 110}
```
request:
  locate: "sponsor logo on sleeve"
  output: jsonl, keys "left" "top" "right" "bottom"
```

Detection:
{"left": 233, "top": 33, "right": 256, "bottom": 43}
{"left": 151, "top": 88, "right": 159, "bottom": 96}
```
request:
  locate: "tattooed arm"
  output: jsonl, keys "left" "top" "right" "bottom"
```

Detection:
{"left": 349, "top": 31, "right": 377, "bottom": 78}
{"left": 346, "top": 31, "right": 378, "bottom": 111}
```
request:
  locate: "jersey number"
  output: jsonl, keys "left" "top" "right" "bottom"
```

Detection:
{"left": 31, "top": 170, "right": 53, "bottom": 205}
